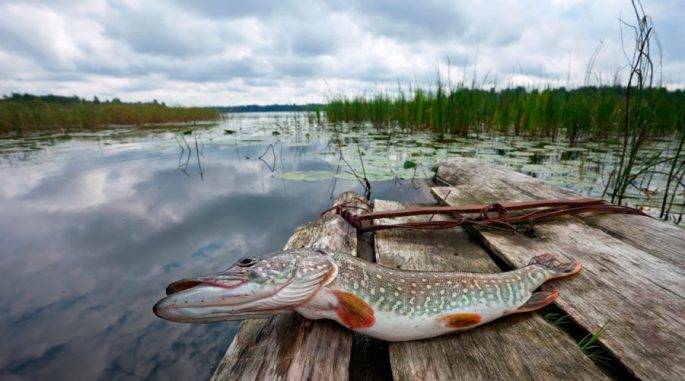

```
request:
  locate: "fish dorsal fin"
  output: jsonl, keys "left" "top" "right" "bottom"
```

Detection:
{"left": 332, "top": 290, "right": 375, "bottom": 328}
{"left": 515, "top": 289, "right": 558, "bottom": 313}
{"left": 441, "top": 312, "right": 482, "bottom": 329}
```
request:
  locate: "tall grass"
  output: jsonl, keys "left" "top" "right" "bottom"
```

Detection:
{"left": 326, "top": 0, "right": 685, "bottom": 225}
{"left": 327, "top": 2, "right": 684, "bottom": 143}
{"left": 0, "top": 94, "right": 219, "bottom": 134}
{"left": 326, "top": 85, "right": 684, "bottom": 141}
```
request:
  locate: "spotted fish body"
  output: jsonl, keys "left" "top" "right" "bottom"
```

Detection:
{"left": 294, "top": 249, "right": 580, "bottom": 341}
{"left": 154, "top": 249, "right": 580, "bottom": 342}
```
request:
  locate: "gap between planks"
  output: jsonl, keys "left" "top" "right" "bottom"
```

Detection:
{"left": 435, "top": 158, "right": 685, "bottom": 268}
{"left": 432, "top": 158, "right": 685, "bottom": 380}
{"left": 373, "top": 199, "right": 606, "bottom": 380}
{"left": 211, "top": 192, "right": 370, "bottom": 381}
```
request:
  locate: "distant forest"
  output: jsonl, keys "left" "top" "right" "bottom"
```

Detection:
{"left": 2, "top": 94, "right": 323, "bottom": 112}
{"left": 216, "top": 104, "right": 324, "bottom": 113}
{"left": 2, "top": 93, "right": 162, "bottom": 105}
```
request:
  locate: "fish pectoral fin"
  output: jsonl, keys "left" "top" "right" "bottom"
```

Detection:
{"left": 332, "top": 290, "right": 375, "bottom": 329}
{"left": 515, "top": 289, "right": 559, "bottom": 313}
{"left": 441, "top": 312, "right": 482, "bottom": 329}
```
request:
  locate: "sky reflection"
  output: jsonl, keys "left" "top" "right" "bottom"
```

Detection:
{"left": 0, "top": 114, "right": 427, "bottom": 380}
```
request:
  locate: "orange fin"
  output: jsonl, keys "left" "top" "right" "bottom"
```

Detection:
{"left": 441, "top": 312, "right": 482, "bottom": 329}
{"left": 332, "top": 290, "right": 375, "bottom": 328}
{"left": 515, "top": 289, "right": 559, "bottom": 313}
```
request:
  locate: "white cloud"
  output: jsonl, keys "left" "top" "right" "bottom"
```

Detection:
{"left": 0, "top": 0, "right": 682, "bottom": 105}
{"left": 0, "top": 3, "right": 81, "bottom": 68}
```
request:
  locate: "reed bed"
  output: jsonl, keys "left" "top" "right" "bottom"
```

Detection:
{"left": 0, "top": 94, "right": 219, "bottom": 134}
{"left": 326, "top": 86, "right": 684, "bottom": 142}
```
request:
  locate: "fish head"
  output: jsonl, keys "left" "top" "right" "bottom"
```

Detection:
{"left": 153, "top": 248, "right": 338, "bottom": 323}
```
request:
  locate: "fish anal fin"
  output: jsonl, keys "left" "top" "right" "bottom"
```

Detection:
{"left": 332, "top": 290, "right": 375, "bottom": 328}
{"left": 441, "top": 312, "right": 482, "bottom": 329}
{"left": 515, "top": 289, "right": 559, "bottom": 313}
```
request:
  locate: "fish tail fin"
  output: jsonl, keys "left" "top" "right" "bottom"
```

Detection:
{"left": 515, "top": 289, "right": 559, "bottom": 313}
{"left": 529, "top": 253, "right": 581, "bottom": 280}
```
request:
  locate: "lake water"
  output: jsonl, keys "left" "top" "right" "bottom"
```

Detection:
{"left": 0, "top": 112, "right": 680, "bottom": 380}
{"left": 0, "top": 113, "right": 431, "bottom": 380}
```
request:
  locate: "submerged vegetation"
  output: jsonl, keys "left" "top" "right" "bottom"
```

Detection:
{"left": 0, "top": 93, "right": 219, "bottom": 134}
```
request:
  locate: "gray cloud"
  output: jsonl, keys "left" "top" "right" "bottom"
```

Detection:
{"left": 290, "top": 30, "right": 338, "bottom": 57}
{"left": 104, "top": 3, "right": 227, "bottom": 57}
{"left": 0, "top": 0, "right": 682, "bottom": 105}
{"left": 341, "top": 0, "right": 467, "bottom": 41}
{"left": 170, "top": 0, "right": 293, "bottom": 19}
{"left": 0, "top": 4, "right": 73, "bottom": 69}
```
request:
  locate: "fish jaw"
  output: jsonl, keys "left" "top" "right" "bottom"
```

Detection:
{"left": 153, "top": 279, "right": 292, "bottom": 323}
{"left": 153, "top": 249, "right": 340, "bottom": 323}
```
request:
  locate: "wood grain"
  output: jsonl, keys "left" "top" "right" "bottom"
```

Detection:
{"left": 211, "top": 192, "right": 371, "bottom": 381}
{"left": 433, "top": 158, "right": 685, "bottom": 380}
{"left": 435, "top": 158, "right": 685, "bottom": 268}
{"left": 373, "top": 199, "right": 606, "bottom": 380}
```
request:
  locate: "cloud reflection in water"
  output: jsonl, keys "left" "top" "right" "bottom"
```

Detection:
{"left": 0, "top": 116, "right": 426, "bottom": 380}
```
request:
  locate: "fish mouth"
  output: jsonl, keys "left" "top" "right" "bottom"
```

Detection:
{"left": 153, "top": 274, "right": 291, "bottom": 323}
{"left": 165, "top": 277, "right": 246, "bottom": 296}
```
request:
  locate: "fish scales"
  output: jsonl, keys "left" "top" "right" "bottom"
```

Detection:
{"left": 154, "top": 248, "right": 581, "bottom": 342}
{"left": 333, "top": 253, "right": 534, "bottom": 317}
{"left": 289, "top": 249, "right": 578, "bottom": 341}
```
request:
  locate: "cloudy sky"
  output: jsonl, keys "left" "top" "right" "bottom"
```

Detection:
{"left": 0, "top": 0, "right": 683, "bottom": 106}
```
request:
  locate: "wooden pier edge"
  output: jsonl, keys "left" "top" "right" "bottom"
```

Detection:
{"left": 211, "top": 192, "right": 371, "bottom": 381}
{"left": 432, "top": 158, "right": 685, "bottom": 380}
{"left": 373, "top": 200, "right": 606, "bottom": 380}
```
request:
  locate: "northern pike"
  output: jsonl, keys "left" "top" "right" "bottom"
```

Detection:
{"left": 153, "top": 249, "right": 580, "bottom": 341}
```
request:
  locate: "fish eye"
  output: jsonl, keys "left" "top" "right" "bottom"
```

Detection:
{"left": 236, "top": 257, "right": 256, "bottom": 267}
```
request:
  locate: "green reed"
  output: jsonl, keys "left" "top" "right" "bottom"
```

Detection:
{"left": 0, "top": 94, "right": 219, "bottom": 134}
{"left": 326, "top": 85, "right": 684, "bottom": 142}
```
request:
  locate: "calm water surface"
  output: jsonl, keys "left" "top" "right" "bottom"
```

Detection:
{"left": 0, "top": 113, "right": 428, "bottom": 380}
{"left": 0, "top": 112, "right": 680, "bottom": 380}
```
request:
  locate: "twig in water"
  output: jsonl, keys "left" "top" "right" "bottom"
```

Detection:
{"left": 194, "top": 135, "right": 204, "bottom": 180}
{"left": 611, "top": 0, "right": 660, "bottom": 206}
{"left": 258, "top": 143, "right": 277, "bottom": 172}
{"left": 338, "top": 143, "right": 372, "bottom": 199}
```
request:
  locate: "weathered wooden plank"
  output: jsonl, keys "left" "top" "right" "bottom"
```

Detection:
{"left": 434, "top": 158, "right": 685, "bottom": 268}
{"left": 373, "top": 199, "right": 606, "bottom": 380}
{"left": 211, "top": 192, "right": 371, "bottom": 381}
{"left": 432, "top": 158, "right": 685, "bottom": 380}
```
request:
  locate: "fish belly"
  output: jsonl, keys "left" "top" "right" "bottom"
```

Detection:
{"left": 355, "top": 305, "right": 510, "bottom": 342}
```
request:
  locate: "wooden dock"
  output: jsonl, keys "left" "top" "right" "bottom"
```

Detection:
{"left": 211, "top": 158, "right": 685, "bottom": 380}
